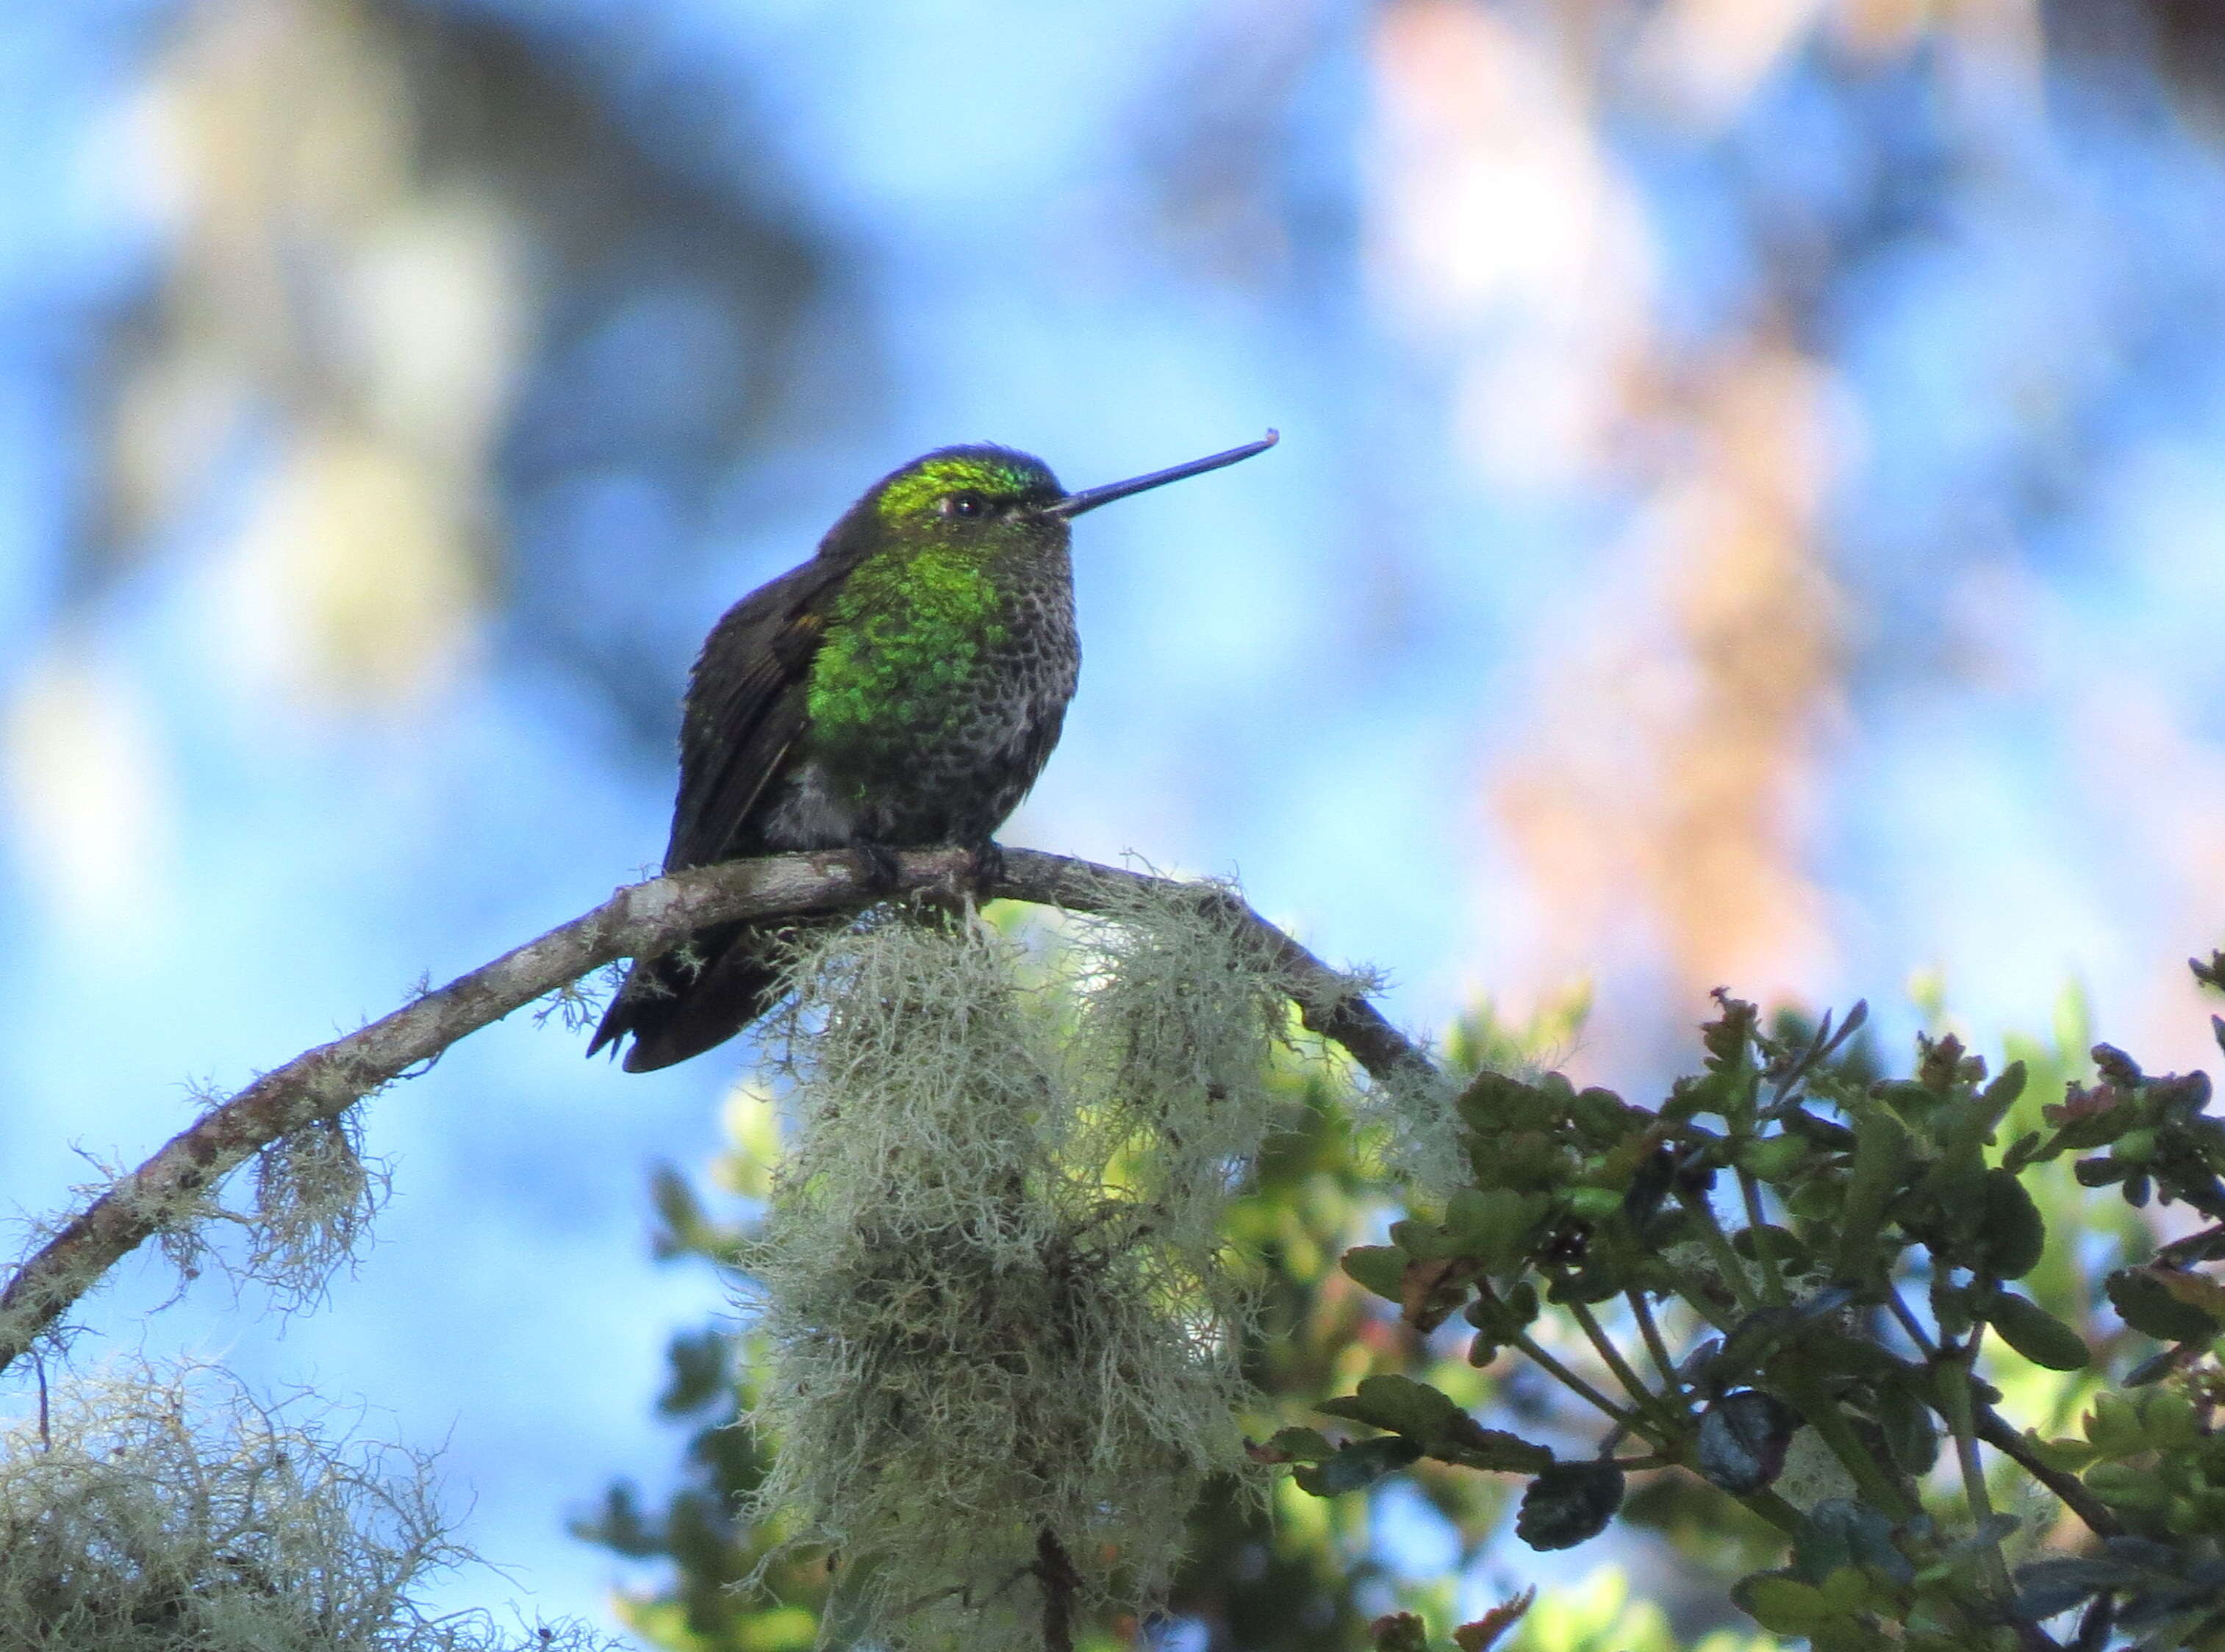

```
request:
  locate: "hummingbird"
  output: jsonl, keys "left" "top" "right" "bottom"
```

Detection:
{"left": 589, "top": 431, "right": 1280, "bottom": 1071}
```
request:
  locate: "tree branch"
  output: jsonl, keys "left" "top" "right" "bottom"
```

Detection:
{"left": 0, "top": 847, "right": 1430, "bottom": 1378}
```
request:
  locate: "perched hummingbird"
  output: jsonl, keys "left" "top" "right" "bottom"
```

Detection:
{"left": 589, "top": 431, "right": 1279, "bottom": 1071}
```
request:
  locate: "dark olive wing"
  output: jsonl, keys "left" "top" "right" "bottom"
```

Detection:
{"left": 663, "top": 556, "right": 845, "bottom": 872}
{"left": 588, "top": 553, "right": 853, "bottom": 1068}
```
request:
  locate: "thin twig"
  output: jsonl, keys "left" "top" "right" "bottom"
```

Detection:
{"left": 1509, "top": 1331, "right": 1635, "bottom": 1428}
{"left": 1884, "top": 1287, "right": 1938, "bottom": 1357}
{"left": 1563, "top": 1293, "right": 1679, "bottom": 1435}
{"left": 0, "top": 847, "right": 1430, "bottom": 1379}
{"left": 1735, "top": 1167, "right": 1788, "bottom": 1305}
{"left": 1973, "top": 1409, "right": 2124, "bottom": 1540}
{"left": 1939, "top": 1329, "right": 2016, "bottom": 1599}
{"left": 1674, "top": 1187, "right": 1761, "bottom": 1315}
{"left": 1629, "top": 1290, "right": 1683, "bottom": 1396}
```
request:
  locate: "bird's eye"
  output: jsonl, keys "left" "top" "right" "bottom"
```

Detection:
{"left": 940, "top": 490, "right": 989, "bottom": 519}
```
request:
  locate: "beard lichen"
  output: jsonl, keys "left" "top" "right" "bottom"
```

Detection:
{"left": 1348, "top": 1057, "right": 1472, "bottom": 1209}
{"left": 43, "top": 1093, "right": 388, "bottom": 1328}
{"left": 0, "top": 1359, "right": 612, "bottom": 1651}
{"left": 742, "top": 883, "right": 1299, "bottom": 1652}
{"left": 246, "top": 1113, "right": 386, "bottom": 1307}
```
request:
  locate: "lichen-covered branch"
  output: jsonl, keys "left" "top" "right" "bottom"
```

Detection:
{"left": 1006, "top": 851, "right": 1433, "bottom": 1085}
{"left": 0, "top": 847, "right": 1429, "bottom": 1379}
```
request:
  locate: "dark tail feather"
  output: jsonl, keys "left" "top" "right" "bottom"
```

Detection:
{"left": 587, "top": 920, "right": 789, "bottom": 1073}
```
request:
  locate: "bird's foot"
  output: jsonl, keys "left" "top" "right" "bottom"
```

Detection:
{"left": 970, "top": 838, "right": 1006, "bottom": 894}
{"left": 850, "top": 838, "right": 903, "bottom": 894}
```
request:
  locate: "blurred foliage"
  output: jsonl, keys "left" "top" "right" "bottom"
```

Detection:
{"left": 385, "top": 0, "right": 879, "bottom": 744}
{"left": 79, "top": 0, "right": 870, "bottom": 739}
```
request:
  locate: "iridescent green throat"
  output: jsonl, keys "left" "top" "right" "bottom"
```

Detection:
{"left": 805, "top": 549, "right": 1011, "bottom": 777}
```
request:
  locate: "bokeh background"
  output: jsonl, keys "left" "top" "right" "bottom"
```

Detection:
{"left": 6, "top": 0, "right": 2225, "bottom": 1634}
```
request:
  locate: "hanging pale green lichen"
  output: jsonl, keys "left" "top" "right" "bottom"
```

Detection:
{"left": 0, "top": 1358, "right": 614, "bottom": 1652}
{"left": 742, "top": 882, "right": 1304, "bottom": 1652}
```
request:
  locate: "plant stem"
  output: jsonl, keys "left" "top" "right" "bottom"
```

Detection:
{"left": 1566, "top": 1293, "right": 1683, "bottom": 1433}
{"left": 1773, "top": 1365, "right": 1916, "bottom": 1520}
{"left": 1885, "top": 1287, "right": 1938, "bottom": 1357}
{"left": 1738, "top": 1487, "right": 1810, "bottom": 1539}
{"left": 1937, "top": 1329, "right": 2016, "bottom": 1599}
{"left": 1677, "top": 1188, "right": 1761, "bottom": 1315}
{"left": 0, "top": 847, "right": 1433, "bottom": 1379}
{"left": 1629, "top": 1290, "right": 1683, "bottom": 1394}
{"left": 1511, "top": 1330, "right": 1638, "bottom": 1431}
{"left": 1972, "top": 1409, "right": 2122, "bottom": 1540}
{"left": 1735, "top": 1166, "right": 1788, "bottom": 1304}
{"left": 1652, "top": 1262, "right": 1740, "bottom": 1333}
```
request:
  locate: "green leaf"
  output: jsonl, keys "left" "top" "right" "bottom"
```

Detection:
{"left": 1782, "top": 1109, "right": 1859, "bottom": 1152}
{"left": 1317, "top": 1373, "right": 1467, "bottom": 1439}
{"left": 1316, "top": 1375, "right": 1552, "bottom": 1470}
{"left": 2123, "top": 1348, "right": 2180, "bottom": 1386}
{"left": 1874, "top": 1379, "right": 1941, "bottom": 1476}
{"left": 1542, "top": 1257, "right": 1627, "bottom": 1304}
{"left": 1386, "top": 1218, "right": 1429, "bottom": 1254}
{"left": 1569, "top": 1085, "right": 1630, "bottom": 1143}
{"left": 1975, "top": 1060, "right": 2027, "bottom": 1128}
{"left": 1710, "top": 1304, "right": 1807, "bottom": 1384}
{"left": 1250, "top": 1426, "right": 1335, "bottom": 1465}
{"left": 659, "top": 1327, "right": 734, "bottom": 1414}
{"left": 1792, "top": 1498, "right": 1911, "bottom": 1587}
{"left": 1463, "top": 1279, "right": 1540, "bottom": 1344}
{"left": 1440, "top": 1187, "right": 1549, "bottom": 1269}
{"left": 1973, "top": 1168, "right": 2046, "bottom": 1280}
{"left": 1293, "top": 1434, "right": 1424, "bottom": 1497}
{"left": 2143, "top": 1390, "right": 2200, "bottom": 1450}
{"left": 1983, "top": 1290, "right": 2090, "bottom": 1371}
{"left": 1438, "top": 1429, "right": 1557, "bottom": 1473}
{"left": 1835, "top": 1103, "right": 1910, "bottom": 1276}
{"left": 2017, "top": 1429, "right": 2098, "bottom": 1473}
{"left": 1709, "top": 1287, "right": 1852, "bottom": 1384}
{"left": 1456, "top": 1070, "right": 1546, "bottom": 1131}
{"left": 1341, "top": 1246, "right": 1408, "bottom": 1302}
{"left": 2107, "top": 1268, "right": 2225, "bottom": 1346}
{"left": 2085, "top": 1392, "right": 2145, "bottom": 1456}
{"left": 2016, "top": 1556, "right": 2140, "bottom": 1621}
{"left": 1564, "top": 1185, "right": 1623, "bottom": 1222}
{"left": 1513, "top": 1460, "right": 1623, "bottom": 1551}
{"left": 1731, "top": 1223, "right": 1811, "bottom": 1274}
{"left": 1999, "top": 1129, "right": 2046, "bottom": 1171}
{"left": 1810, "top": 1623, "right": 1889, "bottom": 1652}
{"left": 2152, "top": 1267, "right": 2225, "bottom": 1328}
{"left": 1701, "top": 992, "right": 1760, "bottom": 1073}
{"left": 1731, "top": 1573, "right": 1831, "bottom": 1634}
{"left": 1816, "top": 1564, "right": 1892, "bottom": 1617}
{"left": 1738, "top": 1135, "right": 1809, "bottom": 1185}
{"left": 2083, "top": 1460, "right": 2170, "bottom": 1513}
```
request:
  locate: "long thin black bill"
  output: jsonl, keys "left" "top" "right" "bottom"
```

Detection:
{"left": 1044, "top": 429, "right": 1279, "bottom": 519}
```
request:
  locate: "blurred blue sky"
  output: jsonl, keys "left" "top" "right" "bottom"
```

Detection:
{"left": 5, "top": 0, "right": 2225, "bottom": 1634}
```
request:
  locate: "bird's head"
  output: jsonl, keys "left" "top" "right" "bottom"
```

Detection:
{"left": 850, "top": 434, "right": 1280, "bottom": 561}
